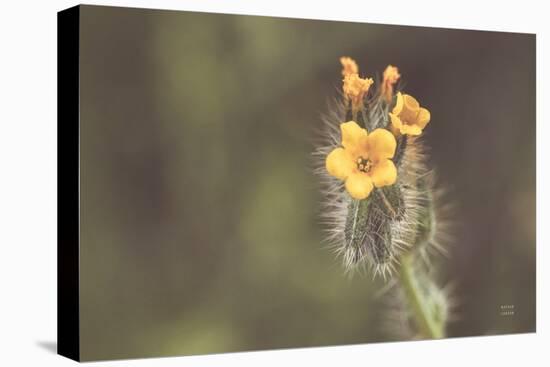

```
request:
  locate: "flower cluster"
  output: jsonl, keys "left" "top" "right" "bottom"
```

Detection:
{"left": 318, "top": 55, "right": 450, "bottom": 340}
{"left": 340, "top": 57, "right": 374, "bottom": 114}
{"left": 326, "top": 57, "right": 431, "bottom": 200}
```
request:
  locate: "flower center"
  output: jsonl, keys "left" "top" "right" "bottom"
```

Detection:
{"left": 356, "top": 156, "right": 373, "bottom": 173}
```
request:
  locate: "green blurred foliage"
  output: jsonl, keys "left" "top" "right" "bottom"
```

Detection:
{"left": 77, "top": 5, "right": 535, "bottom": 360}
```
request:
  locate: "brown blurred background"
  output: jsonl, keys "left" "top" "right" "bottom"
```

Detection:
{"left": 78, "top": 5, "right": 535, "bottom": 360}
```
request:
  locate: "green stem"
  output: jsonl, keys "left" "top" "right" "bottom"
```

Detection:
{"left": 399, "top": 254, "right": 444, "bottom": 339}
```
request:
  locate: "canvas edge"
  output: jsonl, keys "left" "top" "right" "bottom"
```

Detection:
{"left": 57, "top": 4, "right": 81, "bottom": 362}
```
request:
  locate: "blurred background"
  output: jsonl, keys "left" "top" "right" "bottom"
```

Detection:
{"left": 78, "top": 5, "right": 535, "bottom": 360}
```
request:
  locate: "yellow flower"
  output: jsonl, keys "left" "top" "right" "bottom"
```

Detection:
{"left": 389, "top": 92, "right": 431, "bottom": 136}
{"left": 343, "top": 73, "right": 374, "bottom": 113}
{"left": 326, "top": 121, "right": 397, "bottom": 200}
{"left": 381, "top": 65, "right": 400, "bottom": 102}
{"left": 340, "top": 56, "right": 359, "bottom": 77}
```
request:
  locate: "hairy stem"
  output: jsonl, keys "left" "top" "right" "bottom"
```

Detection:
{"left": 376, "top": 189, "right": 397, "bottom": 218}
{"left": 398, "top": 254, "right": 444, "bottom": 339}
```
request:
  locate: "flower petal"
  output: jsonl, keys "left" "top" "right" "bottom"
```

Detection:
{"left": 345, "top": 173, "right": 374, "bottom": 200}
{"left": 400, "top": 124, "right": 423, "bottom": 136}
{"left": 340, "top": 121, "right": 368, "bottom": 151}
{"left": 367, "top": 128, "right": 397, "bottom": 161}
{"left": 370, "top": 159, "right": 397, "bottom": 188}
{"left": 326, "top": 148, "right": 354, "bottom": 180}
{"left": 416, "top": 107, "right": 431, "bottom": 129}
{"left": 340, "top": 56, "right": 358, "bottom": 76}
{"left": 403, "top": 94, "right": 420, "bottom": 112}
{"left": 399, "top": 94, "right": 421, "bottom": 123}
{"left": 389, "top": 113, "right": 403, "bottom": 130}
{"left": 392, "top": 92, "right": 404, "bottom": 115}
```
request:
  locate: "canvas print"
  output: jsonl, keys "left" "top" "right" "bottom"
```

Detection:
{"left": 58, "top": 4, "right": 536, "bottom": 362}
